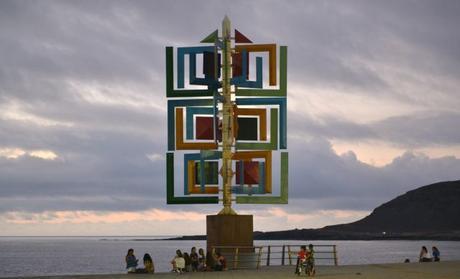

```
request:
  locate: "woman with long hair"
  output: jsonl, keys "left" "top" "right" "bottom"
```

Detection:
{"left": 171, "top": 249, "right": 185, "bottom": 273}
{"left": 143, "top": 253, "right": 154, "bottom": 273}
{"left": 125, "top": 248, "right": 138, "bottom": 273}
{"left": 419, "top": 246, "right": 432, "bottom": 262}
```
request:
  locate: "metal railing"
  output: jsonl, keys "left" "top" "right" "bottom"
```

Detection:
{"left": 211, "top": 244, "right": 338, "bottom": 270}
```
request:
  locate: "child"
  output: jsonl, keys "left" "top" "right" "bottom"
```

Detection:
{"left": 295, "top": 245, "right": 308, "bottom": 275}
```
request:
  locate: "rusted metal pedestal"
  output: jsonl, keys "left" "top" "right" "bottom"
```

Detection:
{"left": 206, "top": 214, "right": 253, "bottom": 252}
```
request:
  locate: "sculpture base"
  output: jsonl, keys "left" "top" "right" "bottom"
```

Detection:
{"left": 206, "top": 214, "right": 253, "bottom": 252}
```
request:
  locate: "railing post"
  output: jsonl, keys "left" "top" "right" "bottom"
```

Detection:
{"left": 282, "top": 245, "right": 285, "bottom": 265}
{"left": 233, "top": 247, "right": 239, "bottom": 269}
{"left": 287, "top": 245, "right": 292, "bottom": 265}
{"left": 333, "top": 245, "right": 338, "bottom": 266}
{"left": 256, "top": 247, "right": 263, "bottom": 269}
{"left": 266, "top": 245, "right": 271, "bottom": 266}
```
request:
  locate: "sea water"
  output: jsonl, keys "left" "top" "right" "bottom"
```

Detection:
{"left": 1, "top": 237, "right": 459, "bottom": 277}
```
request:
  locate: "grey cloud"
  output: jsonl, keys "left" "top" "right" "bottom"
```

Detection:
{"left": 290, "top": 110, "right": 460, "bottom": 148}
{"left": 1, "top": 136, "right": 459, "bottom": 214}
{"left": 373, "top": 111, "right": 460, "bottom": 147}
{"left": 0, "top": 0, "right": 459, "bottom": 221}
{"left": 289, "top": 137, "right": 460, "bottom": 211}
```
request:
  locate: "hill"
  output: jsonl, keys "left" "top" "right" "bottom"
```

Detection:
{"left": 254, "top": 180, "right": 460, "bottom": 240}
{"left": 167, "top": 180, "right": 460, "bottom": 241}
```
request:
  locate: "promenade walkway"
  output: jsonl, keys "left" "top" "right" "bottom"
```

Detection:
{"left": 6, "top": 260, "right": 460, "bottom": 279}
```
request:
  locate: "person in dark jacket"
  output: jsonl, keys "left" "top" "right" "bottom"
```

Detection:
{"left": 190, "top": 247, "right": 199, "bottom": 271}
{"left": 125, "top": 248, "right": 138, "bottom": 273}
{"left": 432, "top": 246, "right": 440, "bottom": 262}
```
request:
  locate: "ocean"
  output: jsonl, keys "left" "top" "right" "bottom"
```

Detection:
{"left": 1, "top": 237, "right": 459, "bottom": 277}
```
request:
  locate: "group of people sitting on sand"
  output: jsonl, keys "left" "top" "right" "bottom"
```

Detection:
{"left": 419, "top": 246, "right": 441, "bottom": 262}
{"left": 125, "top": 249, "right": 154, "bottom": 274}
{"left": 124, "top": 247, "right": 227, "bottom": 274}
{"left": 170, "top": 247, "right": 227, "bottom": 273}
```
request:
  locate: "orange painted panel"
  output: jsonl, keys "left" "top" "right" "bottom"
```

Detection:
{"left": 175, "top": 108, "right": 218, "bottom": 150}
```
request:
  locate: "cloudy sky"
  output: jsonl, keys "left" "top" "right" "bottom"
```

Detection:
{"left": 1, "top": 0, "right": 459, "bottom": 236}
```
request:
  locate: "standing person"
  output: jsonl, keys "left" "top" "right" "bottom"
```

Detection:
{"left": 125, "top": 248, "right": 138, "bottom": 273}
{"left": 419, "top": 246, "right": 432, "bottom": 262}
{"left": 197, "top": 248, "right": 206, "bottom": 271}
{"left": 432, "top": 246, "right": 441, "bottom": 262}
{"left": 190, "top": 247, "right": 199, "bottom": 271}
{"left": 307, "top": 244, "right": 316, "bottom": 276}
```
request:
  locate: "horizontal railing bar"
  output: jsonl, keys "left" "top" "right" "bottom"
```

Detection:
{"left": 212, "top": 245, "right": 337, "bottom": 247}
{"left": 211, "top": 244, "right": 338, "bottom": 269}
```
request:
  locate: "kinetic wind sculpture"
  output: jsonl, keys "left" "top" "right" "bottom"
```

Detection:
{"left": 166, "top": 16, "right": 288, "bottom": 217}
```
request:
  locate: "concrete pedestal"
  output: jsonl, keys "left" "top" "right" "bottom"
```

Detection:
{"left": 206, "top": 214, "right": 253, "bottom": 252}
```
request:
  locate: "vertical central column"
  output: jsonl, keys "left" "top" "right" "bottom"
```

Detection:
{"left": 219, "top": 16, "right": 236, "bottom": 215}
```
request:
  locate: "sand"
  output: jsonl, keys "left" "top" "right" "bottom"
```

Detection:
{"left": 5, "top": 260, "right": 460, "bottom": 279}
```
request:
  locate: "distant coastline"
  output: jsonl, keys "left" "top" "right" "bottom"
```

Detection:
{"left": 158, "top": 230, "right": 460, "bottom": 241}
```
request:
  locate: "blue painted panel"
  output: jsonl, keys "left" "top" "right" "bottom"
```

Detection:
{"left": 231, "top": 50, "right": 263, "bottom": 88}
{"left": 177, "top": 46, "right": 214, "bottom": 89}
{"left": 167, "top": 98, "right": 214, "bottom": 151}
{"left": 183, "top": 151, "right": 222, "bottom": 195}
{"left": 189, "top": 52, "right": 220, "bottom": 89}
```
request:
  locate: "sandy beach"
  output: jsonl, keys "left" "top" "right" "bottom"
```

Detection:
{"left": 5, "top": 260, "right": 460, "bottom": 279}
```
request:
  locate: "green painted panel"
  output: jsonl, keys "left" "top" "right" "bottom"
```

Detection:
{"left": 166, "top": 47, "right": 213, "bottom": 98}
{"left": 166, "top": 152, "right": 218, "bottom": 204}
{"left": 200, "top": 29, "right": 218, "bottom": 43}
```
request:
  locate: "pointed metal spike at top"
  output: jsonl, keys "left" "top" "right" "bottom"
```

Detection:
{"left": 222, "top": 15, "right": 231, "bottom": 38}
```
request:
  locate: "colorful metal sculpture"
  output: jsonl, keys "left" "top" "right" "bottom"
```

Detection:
{"left": 166, "top": 16, "right": 288, "bottom": 214}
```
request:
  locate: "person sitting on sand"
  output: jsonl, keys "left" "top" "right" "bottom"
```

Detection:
{"left": 206, "top": 251, "right": 214, "bottom": 271}
{"left": 183, "top": 252, "right": 192, "bottom": 272}
{"left": 171, "top": 249, "right": 185, "bottom": 273}
{"left": 419, "top": 246, "right": 432, "bottom": 262}
{"left": 135, "top": 253, "right": 155, "bottom": 273}
{"left": 197, "top": 248, "right": 206, "bottom": 271}
{"left": 432, "top": 246, "right": 440, "bottom": 262}
{"left": 190, "top": 247, "right": 199, "bottom": 272}
{"left": 214, "top": 251, "right": 226, "bottom": 271}
{"left": 125, "top": 248, "right": 138, "bottom": 273}
{"left": 143, "top": 253, "right": 154, "bottom": 273}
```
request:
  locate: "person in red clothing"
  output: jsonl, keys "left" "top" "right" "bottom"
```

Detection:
{"left": 295, "top": 245, "right": 309, "bottom": 274}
